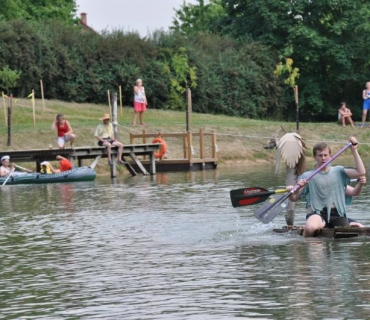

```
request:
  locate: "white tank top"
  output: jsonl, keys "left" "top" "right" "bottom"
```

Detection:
{"left": 134, "top": 87, "right": 146, "bottom": 103}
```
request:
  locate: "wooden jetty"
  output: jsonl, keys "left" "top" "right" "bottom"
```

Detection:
{"left": 0, "top": 143, "right": 160, "bottom": 178}
{"left": 1, "top": 129, "right": 219, "bottom": 177}
{"left": 130, "top": 129, "right": 218, "bottom": 172}
{"left": 273, "top": 225, "right": 370, "bottom": 239}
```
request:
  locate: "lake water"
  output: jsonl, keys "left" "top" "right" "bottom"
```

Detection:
{"left": 1, "top": 162, "right": 370, "bottom": 319}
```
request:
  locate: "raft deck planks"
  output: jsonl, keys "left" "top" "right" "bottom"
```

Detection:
{"left": 273, "top": 226, "right": 370, "bottom": 239}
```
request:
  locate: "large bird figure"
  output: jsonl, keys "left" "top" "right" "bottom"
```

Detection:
{"left": 275, "top": 132, "right": 306, "bottom": 225}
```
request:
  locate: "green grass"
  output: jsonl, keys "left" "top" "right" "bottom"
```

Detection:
{"left": 1, "top": 98, "right": 369, "bottom": 166}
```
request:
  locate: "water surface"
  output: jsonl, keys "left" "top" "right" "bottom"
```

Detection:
{"left": 1, "top": 162, "right": 370, "bottom": 319}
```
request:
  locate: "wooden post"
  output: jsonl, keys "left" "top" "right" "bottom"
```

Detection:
{"left": 119, "top": 85, "right": 123, "bottom": 116}
{"left": 186, "top": 88, "right": 192, "bottom": 132}
{"left": 107, "top": 90, "right": 112, "bottom": 120}
{"left": 187, "top": 131, "right": 193, "bottom": 161}
{"left": 111, "top": 92, "right": 118, "bottom": 139}
{"left": 130, "top": 132, "right": 134, "bottom": 144}
{"left": 211, "top": 130, "right": 217, "bottom": 159}
{"left": 32, "top": 89, "right": 36, "bottom": 128}
{"left": 183, "top": 134, "right": 188, "bottom": 159}
{"left": 199, "top": 128, "right": 204, "bottom": 159}
{"left": 143, "top": 129, "right": 147, "bottom": 160}
{"left": 7, "top": 93, "right": 12, "bottom": 146}
{"left": 294, "top": 85, "right": 299, "bottom": 133}
{"left": 2, "top": 91, "right": 7, "bottom": 126}
{"left": 40, "top": 79, "right": 45, "bottom": 111}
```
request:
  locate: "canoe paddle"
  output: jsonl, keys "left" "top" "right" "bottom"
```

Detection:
{"left": 2, "top": 169, "right": 15, "bottom": 186}
{"left": 230, "top": 187, "right": 287, "bottom": 208}
{"left": 254, "top": 142, "right": 353, "bottom": 224}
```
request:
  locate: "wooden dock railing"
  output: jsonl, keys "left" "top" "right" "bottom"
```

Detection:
{"left": 129, "top": 129, "right": 218, "bottom": 171}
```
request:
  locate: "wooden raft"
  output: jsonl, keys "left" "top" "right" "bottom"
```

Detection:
{"left": 273, "top": 226, "right": 370, "bottom": 239}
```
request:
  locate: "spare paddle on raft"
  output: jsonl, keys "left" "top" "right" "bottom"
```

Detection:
{"left": 230, "top": 187, "right": 287, "bottom": 208}
{"left": 254, "top": 142, "right": 353, "bottom": 224}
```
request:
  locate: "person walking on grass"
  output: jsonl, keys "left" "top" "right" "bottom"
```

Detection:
{"left": 51, "top": 114, "right": 76, "bottom": 149}
{"left": 132, "top": 79, "right": 147, "bottom": 126}
{"left": 338, "top": 102, "right": 354, "bottom": 127}
{"left": 361, "top": 82, "right": 370, "bottom": 127}
{"left": 94, "top": 114, "right": 125, "bottom": 166}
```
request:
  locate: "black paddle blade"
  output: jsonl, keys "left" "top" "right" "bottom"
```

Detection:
{"left": 254, "top": 194, "right": 289, "bottom": 224}
{"left": 230, "top": 187, "right": 269, "bottom": 208}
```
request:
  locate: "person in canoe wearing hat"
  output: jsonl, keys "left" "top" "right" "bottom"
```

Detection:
{"left": 94, "top": 114, "right": 125, "bottom": 166}
{"left": 0, "top": 155, "right": 26, "bottom": 177}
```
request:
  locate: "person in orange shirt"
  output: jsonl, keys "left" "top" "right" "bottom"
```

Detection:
{"left": 49, "top": 155, "right": 73, "bottom": 173}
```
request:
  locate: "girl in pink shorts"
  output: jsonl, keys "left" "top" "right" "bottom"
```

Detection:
{"left": 133, "top": 79, "right": 147, "bottom": 126}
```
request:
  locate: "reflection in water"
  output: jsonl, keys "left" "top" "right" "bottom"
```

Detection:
{"left": 0, "top": 164, "right": 370, "bottom": 319}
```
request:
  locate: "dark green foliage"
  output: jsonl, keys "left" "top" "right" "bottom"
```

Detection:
{"left": 185, "top": 34, "right": 281, "bottom": 118}
{"left": 218, "top": 0, "right": 370, "bottom": 119}
{"left": 0, "top": 20, "right": 282, "bottom": 118}
{"left": 0, "top": 0, "right": 77, "bottom": 23}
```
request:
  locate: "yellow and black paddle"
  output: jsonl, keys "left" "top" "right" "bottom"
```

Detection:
{"left": 230, "top": 187, "right": 287, "bottom": 208}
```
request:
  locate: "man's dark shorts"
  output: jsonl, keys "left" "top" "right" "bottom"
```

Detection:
{"left": 98, "top": 138, "right": 114, "bottom": 146}
{"left": 306, "top": 207, "right": 350, "bottom": 228}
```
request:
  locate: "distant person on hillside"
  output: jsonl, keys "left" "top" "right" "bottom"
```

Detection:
{"left": 361, "top": 82, "right": 370, "bottom": 127}
{"left": 338, "top": 102, "right": 354, "bottom": 127}
{"left": 94, "top": 113, "right": 125, "bottom": 166}
{"left": 51, "top": 114, "right": 76, "bottom": 149}
{"left": 132, "top": 78, "right": 147, "bottom": 126}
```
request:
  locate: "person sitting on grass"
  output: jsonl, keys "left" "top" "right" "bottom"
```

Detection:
{"left": 338, "top": 102, "right": 354, "bottom": 127}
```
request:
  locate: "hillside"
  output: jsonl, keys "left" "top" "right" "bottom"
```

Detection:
{"left": 1, "top": 99, "right": 369, "bottom": 172}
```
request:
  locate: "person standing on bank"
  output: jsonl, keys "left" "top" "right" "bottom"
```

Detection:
{"left": 361, "top": 82, "right": 370, "bottom": 127}
{"left": 288, "top": 137, "right": 366, "bottom": 237}
{"left": 132, "top": 78, "right": 147, "bottom": 126}
{"left": 51, "top": 114, "right": 76, "bottom": 149}
{"left": 94, "top": 114, "right": 125, "bottom": 166}
{"left": 338, "top": 102, "right": 355, "bottom": 127}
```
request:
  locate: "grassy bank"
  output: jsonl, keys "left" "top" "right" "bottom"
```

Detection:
{"left": 1, "top": 98, "right": 370, "bottom": 169}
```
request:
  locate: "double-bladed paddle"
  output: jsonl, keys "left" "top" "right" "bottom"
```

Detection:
{"left": 230, "top": 187, "right": 287, "bottom": 208}
{"left": 254, "top": 142, "right": 353, "bottom": 224}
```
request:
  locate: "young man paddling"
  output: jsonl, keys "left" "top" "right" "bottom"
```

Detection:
{"left": 288, "top": 137, "right": 366, "bottom": 237}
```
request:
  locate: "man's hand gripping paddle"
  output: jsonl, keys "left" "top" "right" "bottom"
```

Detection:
{"left": 254, "top": 142, "right": 353, "bottom": 223}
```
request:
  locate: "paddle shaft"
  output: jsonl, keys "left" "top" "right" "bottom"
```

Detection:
{"left": 14, "top": 164, "right": 33, "bottom": 173}
{"left": 255, "top": 142, "right": 353, "bottom": 223}
{"left": 2, "top": 169, "right": 14, "bottom": 186}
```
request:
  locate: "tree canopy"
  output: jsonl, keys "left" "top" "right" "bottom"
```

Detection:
{"left": 173, "top": 0, "right": 370, "bottom": 119}
{"left": 0, "top": 0, "right": 77, "bottom": 23}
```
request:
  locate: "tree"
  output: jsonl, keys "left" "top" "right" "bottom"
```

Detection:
{"left": 0, "top": 0, "right": 77, "bottom": 24}
{"left": 219, "top": 0, "right": 370, "bottom": 118}
{"left": 171, "top": 0, "right": 226, "bottom": 35}
{"left": 0, "top": 65, "right": 21, "bottom": 93}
